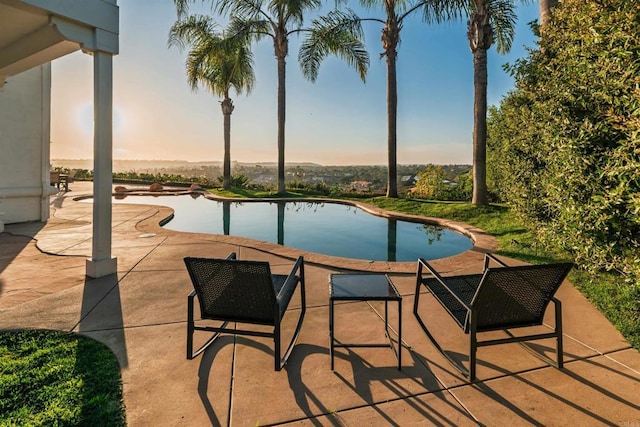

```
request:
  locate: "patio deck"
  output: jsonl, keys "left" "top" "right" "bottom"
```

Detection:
{"left": 1, "top": 182, "right": 638, "bottom": 426}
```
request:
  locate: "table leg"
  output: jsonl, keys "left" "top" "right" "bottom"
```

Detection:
{"left": 329, "top": 298, "right": 334, "bottom": 370}
{"left": 398, "top": 299, "right": 402, "bottom": 370}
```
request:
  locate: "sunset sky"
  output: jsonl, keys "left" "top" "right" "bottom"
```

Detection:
{"left": 50, "top": 0, "right": 540, "bottom": 166}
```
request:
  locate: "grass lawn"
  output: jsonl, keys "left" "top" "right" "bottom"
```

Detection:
{"left": 0, "top": 329, "right": 125, "bottom": 426}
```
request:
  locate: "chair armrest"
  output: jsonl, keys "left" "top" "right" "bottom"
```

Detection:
{"left": 417, "top": 258, "right": 472, "bottom": 310}
{"left": 484, "top": 253, "right": 509, "bottom": 269}
{"left": 277, "top": 256, "right": 304, "bottom": 301}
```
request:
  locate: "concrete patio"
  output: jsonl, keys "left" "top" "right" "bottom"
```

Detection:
{"left": 1, "top": 182, "right": 639, "bottom": 426}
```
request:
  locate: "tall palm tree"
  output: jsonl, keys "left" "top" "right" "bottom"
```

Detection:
{"left": 466, "top": 0, "right": 516, "bottom": 205}
{"left": 175, "top": 0, "right": 368, "bottom": 194}
{"left": 303, "top": 1, "right": 455, "bottom": 198}
{"left": 168, "top": 15, "right": 255, "bottom": 190}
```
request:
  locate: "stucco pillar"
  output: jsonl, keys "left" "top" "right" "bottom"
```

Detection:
{"left": 86, "top": 50, "right": 117, "bottom": 278}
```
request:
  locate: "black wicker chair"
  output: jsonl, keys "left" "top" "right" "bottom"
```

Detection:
{"left": 184, "top": 253, "right": 306, "bottom": 371}
{"left": 414, "top": 254, "right": 573, "bottom": 381}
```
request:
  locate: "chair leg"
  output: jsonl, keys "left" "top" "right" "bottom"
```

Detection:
{"left": 413, "top": 277, "right": 422, "bottom": 317}
{"left": 276, "top": 268, "right": 306, "bottom": 371}
{"left": 470, "top": 312, "right": 478, "bottom": 381}
{"left": 187, "top": 293, "right": 228, "bottom": 359}
{"left": 414, "top": 289, "right": 474, "bottom": 380}
{"left": 187, "top": 293, "right": 195, "bottom": 359}
{"left": 274, "top": 319, "right": 282, "bottom": 371}
{"left": 554, "top": 299, "right": 564, "bottom": 370}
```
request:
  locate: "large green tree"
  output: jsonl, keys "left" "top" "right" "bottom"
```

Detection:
{"left": 169, "top": 15, "right": 255, "bottom": 190}
{"left": 305, "top": 1, "right": 455, "bottom": 198}
{"left": 487, "top": 0, "right": 640, "bottom": 280}
{"left": 175, "top": 0, "right": 368, "bottom": 194}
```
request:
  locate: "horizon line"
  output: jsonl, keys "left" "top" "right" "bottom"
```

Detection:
{"left": 52, "top": 158, "right": 473, "bottom": 167}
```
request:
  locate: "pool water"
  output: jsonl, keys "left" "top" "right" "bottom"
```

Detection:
{"left": 112, "top": 195, "right": 473, "bottom": 262}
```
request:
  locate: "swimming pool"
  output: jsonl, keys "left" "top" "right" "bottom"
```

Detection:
{"left": 111, "top": 195, "right": 473, "bottom": 262}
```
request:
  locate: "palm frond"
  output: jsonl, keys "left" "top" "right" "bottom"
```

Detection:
{"left": 168, "top": 14, "right": 220, "bottom": 50}
{"left": 217, "top": 0, "right": 269, "bottom": 22}
{"left": 271, "top": 0, "right": 322, "bottom": 28}
{"left": 169, "top": 13, "right": 256, "bottom": 98}
{"left": 173, "top": 0, "right": 218, "bottom": 18}
{"left": 299, "top": 9, "right": 369, "bottom": 82}
{"left": 418, "top": 0, "right": 468, "bottom": 24}
{"left": 227, "top": 15, "right": 273, "bottom": 41}
{"left": 173, "top": 0, "right": 191, "bottom": 18}
{"left": 487, "top": 0, "right": 516, "bottom": 54}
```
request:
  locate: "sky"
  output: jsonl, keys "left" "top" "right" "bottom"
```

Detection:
{"left": 50, "top": 0, "right": 541, "bottom": 166}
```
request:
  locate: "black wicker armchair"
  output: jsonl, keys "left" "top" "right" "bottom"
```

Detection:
{"left": 414, "top": 254, "right": 572, "bottom": 381}
{"left": 184, "top": 253, "right": 306, "bottom": 371}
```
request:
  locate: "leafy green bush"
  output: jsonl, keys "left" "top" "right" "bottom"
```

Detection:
{"left": 487, "top": 0, "right": 640, "bottom": 282}
{"left": 111, "top": 171, "right": 212, "bottom": 187}
{"left": 412, "top": 165, "right": 472, "bottom": 201}
{"left": 286, "top": 181, "right": 331, "bottom": 195}
{"left": 217, "top": 174, "right": 250, "bottom": 188}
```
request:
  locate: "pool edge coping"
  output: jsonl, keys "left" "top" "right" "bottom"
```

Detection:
{"left": 82, "top": 190, "right": 499, "bottom": 274}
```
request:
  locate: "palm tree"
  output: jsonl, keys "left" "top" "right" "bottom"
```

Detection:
{"left": 465, "top": 0, "right": 516, "bottom": 205}
{"left": 175, "top": 0, "right": 368, "bottom": 194}
{"left": 168, "top": 15, "right": 255, "bottom": 190}
{"left": 303, "top": 1, "right": 455, "bottom": 198}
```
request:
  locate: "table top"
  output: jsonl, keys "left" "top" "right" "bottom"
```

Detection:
{"left": 329, "top": 273, "right": 401, "bottom": 301}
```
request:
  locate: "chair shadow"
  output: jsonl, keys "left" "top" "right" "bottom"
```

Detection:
{"left": 286, "top": 342, "right": 477, "bottom": 426}
{"left": 285, "top": 343, "right": 338, "bottom": 426}
{"left": 444, "top": 341, "right": 640, "bottom": 425}
{"left": 197, "top": 335, "right": 237, "bottom": 427}
{"left": 196, "top": 334, "right": 274, "bottom": 427}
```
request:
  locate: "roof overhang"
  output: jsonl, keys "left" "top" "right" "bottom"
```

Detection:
{"left": 0, "top": 0, "right": 119, "bottom": 86}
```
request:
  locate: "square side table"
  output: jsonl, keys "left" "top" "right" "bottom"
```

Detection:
{"left": 329, "top": 273, "right": 402, "bottom": 370}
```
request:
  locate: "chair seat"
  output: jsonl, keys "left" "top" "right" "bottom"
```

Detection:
{"left": 422, "top": 274, "right": 482, "bottom": 330}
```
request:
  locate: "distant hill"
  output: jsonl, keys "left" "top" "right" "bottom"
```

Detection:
{"left": 51, "top": 159, "right": 324, "bottom": 172}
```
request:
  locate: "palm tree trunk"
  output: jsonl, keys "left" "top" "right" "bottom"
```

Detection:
{"left": 383, "top": 21, "right": 399, "bottom": 198}
{"left": 277, "top": 55, "right": 286, "bottom": 194}
{"left": 468, "top": 4, "right": 491, "bottom": 206}
{"left": 386, "top": 53, "right": 398, "bottom": 198}
{"left": 472, "top": 47, "right": 488, "bottom": 205}
{"left": 221, "top": 96, "right": 234, "bottom": 190}
{"left": 539, "top": 0, "right": 557, "bottom": 27}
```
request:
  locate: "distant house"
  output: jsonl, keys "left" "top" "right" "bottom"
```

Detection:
{"left": 401, "top": 175, "right": 416, "bottom": 185}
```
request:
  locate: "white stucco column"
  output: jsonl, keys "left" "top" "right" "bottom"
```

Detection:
{"left": 86, "top": 50, "right": 117, "bottom": 278}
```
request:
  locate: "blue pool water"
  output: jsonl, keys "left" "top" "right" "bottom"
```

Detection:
{"left": 111, "top": 195, "right": 473, "bottom": 261}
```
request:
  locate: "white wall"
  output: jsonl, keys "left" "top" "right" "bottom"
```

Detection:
{"left": 0, "top": 64, "right": 53, "bottom": 225}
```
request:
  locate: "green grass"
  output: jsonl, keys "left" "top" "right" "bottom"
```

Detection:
{"left": 0, "top": 329, "right": 125, "bottom": 426}
{"left": 210, "top": 188, "right": 321, "bottom": 199}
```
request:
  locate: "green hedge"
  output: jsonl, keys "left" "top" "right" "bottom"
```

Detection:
{"left": 487, "top": 0, "right": 640, "bottom": 283}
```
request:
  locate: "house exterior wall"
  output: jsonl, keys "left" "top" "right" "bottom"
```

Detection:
{"left": 0, "top": 64, "right": 53, "bottom": 226}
